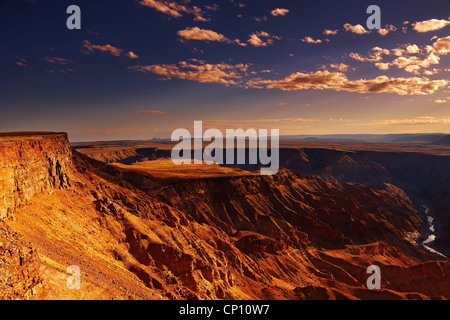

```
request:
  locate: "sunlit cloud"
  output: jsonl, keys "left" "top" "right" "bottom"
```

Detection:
{"left": 129, "top": 59, "right": 249, "bottom": 85}
{"left": 373, "top": 116, "right": 450, "bottom": 125}
{"left": 254, "top": 16, "right": 268, "bottom": 22}
{"left": 323, "top": 29, "right": 338, "bottom": 35}
{"left": 82, "top": 40, "right": 139, "bottom": 58}
{"left": 270, "top": 8, "right": 289, "bottom": 16}
{"left": 412, "top": 18, "right": 450, "bottom": 32}
{"left": 247, "top": 31, "right": 280, "bottom": 47}
{"left": 389, "top": 53, "right": 440, "bottom": 74}
{"left": 203, "top": 118, "right": 318, "bottom": 131}
{"left": 44, "top": 57, "right": 76, "bottom": 65}
{"left": 406, "top": 44, "right": 420, "bottom": 54}
{"left": 433, "top": 36, "right": 450, "bottom": 54}
{"left": 15, "top": 58, "right": 27, "bottom": 67}
{"left": 204, "top": 4, "right": 219, "bottom": 11}
{"left": 301, "top": 36, "right": 322, "bottom": 44}
{"left": 329, "top": 63, "right": 350, "bottom": 72}
{"left": 349, "top": 47, "right": 390, "bottom": 62}
{"left": 434, "top": 99, "right": 447, "bottom": 104}
{"left": 58, "top": 68, "right": 74, "bottom": 74}
{"left": 177, "top": 27, "right": 245, "bottom": 46}
{"left": 134, "top": 110, "right": 166, "bottom": 115}
{"left": 201, "top": 117, "right": 354, "bottom": 132}
{"left": 139, "top": 0, "right": 209, "bottom": 22}
{"left": 127, "top": 51, "right": 139, "bottom": 59}
{"left": 378, "top": 24, "right": 397, "bottom": 36}
{"left": 178, "top": 27, "right": 228, "bottom": 41}
{"left": 343, "top": 23, "right": 370, "bottom": 34}
{"left": 350, "top": 37, "right": 448, "bottom": 75}
{"left": 247, "top": 70, "right": 448, "bottom": 95}
{"left": 423, "top": 68, "right": 441, "bottom": 75}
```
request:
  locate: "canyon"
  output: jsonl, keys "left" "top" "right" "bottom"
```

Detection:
{"left": 0, "top": 133, "right": 449, "bottom": 299}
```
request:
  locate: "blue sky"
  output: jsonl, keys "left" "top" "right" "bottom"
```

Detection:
{"left": 0, "top": 0, "right": 449, "bottom": 141}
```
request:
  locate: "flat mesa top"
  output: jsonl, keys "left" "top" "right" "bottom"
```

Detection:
{"left": 0, "top": 132, "right": 67, "bottom": 140}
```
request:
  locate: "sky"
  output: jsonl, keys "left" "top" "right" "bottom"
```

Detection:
{"left": 0, "top": 0, "right": 449, "bottom": 142}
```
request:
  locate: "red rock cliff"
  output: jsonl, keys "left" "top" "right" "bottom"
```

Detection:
{"left": 0, "top": 133, "right": 72, "bottom": 220}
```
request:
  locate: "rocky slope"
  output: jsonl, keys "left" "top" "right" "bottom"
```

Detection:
{"left": 1, "top": 133, "right": 449, "bottom": 299}
{"left": 77, "top": 143, "right": 450, "bottom": 256}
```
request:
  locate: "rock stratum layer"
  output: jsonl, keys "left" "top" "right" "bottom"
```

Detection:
{"left": 1, "top": 133, "right": 449, "bottom": 299}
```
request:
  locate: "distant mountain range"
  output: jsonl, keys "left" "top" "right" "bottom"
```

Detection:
{"left": 280, "top": 133, "right": 450, "bottom": 144}
{"left": 432, "top": 135, "right": 450, "bottom": 146}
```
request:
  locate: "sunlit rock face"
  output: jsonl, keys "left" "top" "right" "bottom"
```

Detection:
{"left": 0, "top": 133, "right": 449, "bottom": 300}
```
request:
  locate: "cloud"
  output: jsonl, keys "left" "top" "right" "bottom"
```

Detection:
{"left": 127, "top": 51, "right": 139, "bottom": 59}
{"left": 405, "top": 44, "right": 420, "bottom": 54}
{"left": 202, "top": 118, "right": 319, "bottom": 131}
{"left": 434, "top": 99, "right": 447, "bottom": 104}
{"left": 254, "top": 16, "right": 268, "bottom": 22}
{"left": 15, "top": 58, "right": 27, "bottom": 67}
{"left": 139, "top": 0, "right": 209, "bottom": 22}
{"left": 44, "top": 57, "right": 77, "bottom": 67}
{"left": 202, "top": 118, "right": 353, "bottom": 132}
{"left": 270, "top": 8, "right": 289, "bottom": 16}
{"left": 177, "top": 27, "right": 245, "bottom": 46}
{"left": 433, "top": 36, "right": 450, "bottom": 54}
{"left": 178, "top": 27, "right": 228, "bottom": 42}
{"left": 349, "top": 47, "right": 390, "bottom": 63}
{"left": 378, "top": 24, "right": 397, "bottom": 36}
{"left": 247, "top": 70, "right": 347, "bottom": 91}
{"left": 412, "top": 18, "right": 450, "bottom": 32}
{"left": 329, "top": 63, "right": 350, "bottom": 72}
{"left": 134, "top": 110, "right": 166, "bottom": 115}
{"left": 247, "top": 69, "right": 448, "bottom": 95}
{"left": 350, "top": 41, "right": 447, "bottom": 75}
{"left": 389, "top": 53, "right": 440, "bottom": 74}
{"left": 343, "top": 23, "right": 369, "bottom": 34}
{"left": 82, "top": 40, "right": 138, "bottom": 58}
{"left": 247, "top": 31, "right": 280, "bottom": 47}
{"left": 44, "top": 64, "right": 75, "bottom": 74}
{"left": 323, "top": 29, "right": 338, "bottom": 35}
{"left": 129, "top": 59, "right": 249, "bottom": 86}
{"left": 204, "top": 4, "right": 219, "bottom": 11}
{"left": 301, "top": 36, "right": 322, "bottom": 44}
{"left": 375, "top": 63, "right": 390, "bottom": 70}
{"left": 58, "top": 68, "right": 74, "bottom": 74}
{"left": 423, "top": 68, "right": 441, "bottom": 75}
{"left": 373, "top": 116, "right": 450, "bottom": 125}
{"left": 139, "top": 0, "right": 182, "bottom": 17}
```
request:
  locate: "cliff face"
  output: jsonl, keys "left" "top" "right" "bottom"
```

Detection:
{"left": 150, "top": 169, "right": 421, "bottom": 252}
{"left": 77, "top": 144, "right": 450, "bottom": 256}
{"left": 0, "top": 223, "right": 44, "bottom": 299}
{"left": 0, "top": 133, "right": 72, "bottom": 220}
{"left": 1, "top": 133, "right": 449, "bottom": 300}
